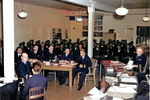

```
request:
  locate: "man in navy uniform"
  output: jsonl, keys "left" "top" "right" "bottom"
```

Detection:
{"left": 132, "top": 46, "right": 147, "bottom": 72}
{"left": 44, "top": 45, "right": 56, "bottom": 61}
{"left": 22, "top": 62, "right": 47, "bottom": 98}
{"left": 29, "top": 45, "right": 41, "bottom": 60}
{"left": 73, "top": 49, "right": 92, "bottom": 90}
{"left": 58, "top": 48, "right": 74, "bottom": 85}
{"left": 44, "top": 45, "right": 56, "bottom": 77}
{"left": 16, "top": 53, "right": 31, "bottom": 79}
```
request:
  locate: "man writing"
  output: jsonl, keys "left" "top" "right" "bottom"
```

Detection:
{"left": 58, "top": 48, "right": 74, "bottom": 85}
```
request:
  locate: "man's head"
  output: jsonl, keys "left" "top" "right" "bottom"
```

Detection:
{"left": 32, "top": 62, "right": 41, "bottom": 74}
{"left": 65, "top": 48, "right": 70, "bottom": 55}
{"left": 48, "top": 45, "right": 54, "bottom": 53}
{"left": 80, "top": 49, "right": 86, "bottom": 57}
{"left": 21, "top": 53, "right": 28, "bottom": 62}
{"left": 17, "top": 47, "right": 22, "bottom": 54}
{"left": 136, "top": 47, "right": 143, "bottom": 56}
{"left": 33, "top": 45, "right": 39, "bottom": 52}
{"left": 41, "top": 42, "right": 45, "bottom": 47}
{"left": 78, "top": 43, "right": 83, "bottom": 48}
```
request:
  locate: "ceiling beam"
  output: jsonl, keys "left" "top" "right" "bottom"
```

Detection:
{"left": 95, "top": 2, "right": 116, "bottom": 13}
{"left": 61, "top": 0, "right": 116, "bottom": 12}
{"left": 62, "top": 0, "right": 91, "bottom": 7}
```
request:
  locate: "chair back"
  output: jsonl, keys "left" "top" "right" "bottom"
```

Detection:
{"left": 29, "top": 86, "right": 45, "bottom": 100}
{"left": 146, "top": 74, "right": 150, "bottom": 85}
{"left": 89, "top": 58, "right": 98, "bottom": 74}
{"left": 143, "top": 59, "right": 149, "bottom": 73}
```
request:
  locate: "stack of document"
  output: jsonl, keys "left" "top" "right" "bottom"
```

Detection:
{"left": 84, "top": 87, "right": 106, "bottom": 100}
{"left": 121, "top": 76, "right": 137, "bottom": 83}
{"left": 107, "top": 86, "right": 137, "bottom": 99}
{"left": 84, "top": 87, "right": 124, "bottom": 100}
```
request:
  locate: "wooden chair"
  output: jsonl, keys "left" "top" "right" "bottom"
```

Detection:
{"left": 77, "top": 58, "right": 98, "bottom": 86}
{"left": 29, "top": 86, "right": 45, "bottom": 100}
{"left": 139, "top": 59, "right": 149, "bottom": 73}
{"left": 146, "top": 74, "right": 150, "bottom": 85}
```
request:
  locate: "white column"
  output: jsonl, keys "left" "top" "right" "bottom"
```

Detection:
{"left": 3, "top": 0, "right": 15, "bottom": 78}
{"left": 87, "top": 2, "right": 95, "bottom": 58}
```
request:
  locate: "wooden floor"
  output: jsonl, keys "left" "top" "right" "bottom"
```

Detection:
{"left": 45, "top": 68, "right": 100, "bottom": 100}
{"left": 45, "top": 80, "right": 97, "bottom": 100}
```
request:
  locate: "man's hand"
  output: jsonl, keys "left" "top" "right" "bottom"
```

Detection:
{"left": 132, "top": 65, "right": 138, "bottom": 68}
{"left": 79, "top": 64, "right": 83, "bottom": 68}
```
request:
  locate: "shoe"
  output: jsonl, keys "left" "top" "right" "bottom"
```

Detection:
{"left": 77, "top": 86, "right": 82, "bottom": 91}
{"left": 59, "top": 82, "right": 62, "bottom": 86}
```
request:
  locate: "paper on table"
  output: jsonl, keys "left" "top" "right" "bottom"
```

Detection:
{"left": 105, "top": 76, "right": 118, "bottom": 83}
{"left": 0, "top": 83, "right": 5, "bottom": 87}
{"left": 108, "top": 86, "right": 137, "bottom": 93}
{"left": 88, "top": 87, "right": 100, "bottom": 94}
{"left": 87, "top": 87, "right": 106, "bottom": 100}
{"left": 113, "top": 97, "right": 123, "bottom": 100}
{"left": 120, "top": 84, "right": 137, "bottom": 89}
{"left": 45, "top": 62, "right": 50, "bottom": 65}
{"left": 121, "top": 76, "right": 137, "bottom": 83}
{"left": 111, "top": 61, "right": 119, "bottom": 63}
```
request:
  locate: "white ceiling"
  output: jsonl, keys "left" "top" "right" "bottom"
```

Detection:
{"left": 15, "top": 0, "right": 150, "bottom": 12}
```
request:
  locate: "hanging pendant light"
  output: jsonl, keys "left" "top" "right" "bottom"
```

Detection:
{"left": 142, "top": 4, "right": 150, "bottom": 22}
{"left": 18, "top": 0, "right": 28, "bottom": 19}
{"left": 76, "top": 8, "right": 83, "bottom": 22}
{"left": 115, "top": 0, "right": 129, "bottom": 16}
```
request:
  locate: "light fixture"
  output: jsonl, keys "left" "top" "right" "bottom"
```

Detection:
{"left": 142, "top": 4, "right": 150, "bottom": 22}
{"left": 115, "top": 0, "right": 129, "bottom": 16}
{"left": 76, "top": 8, "right": 83, "bottom": 22}
{"left": 76, "top": 17, "right": 83, "bottom": 22}
{"left": 18, "top": 0, "right": 28, "bottom": 19}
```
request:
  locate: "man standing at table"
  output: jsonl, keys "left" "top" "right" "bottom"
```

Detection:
{"left": 16, "top": 53, "right": 31, "bottom": 79}
{"left": 73, "top": 49, "right": 92, "bottom": 91}
{"left": 58, "top": 48, "right": 74, "bottom": 85}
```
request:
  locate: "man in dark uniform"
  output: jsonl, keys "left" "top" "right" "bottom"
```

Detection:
{"left": 132, "top": 46, "right": 147, "bottom": 72}
{"left": 58, "top": 48, "right": 74, "bottom": 85}
{"left": 29, "top": 45, "right": 41, "bottom": 60}
{"left": 44, "top": 45, "right": 56, "bottom": 77}
{"left": 16, "top": 53, "right": 31, "bottom": 79}
{"left": 73, "top": 49, "right": 92, "bottom": 91}
{"left": 14, "top": 47, "right": 22, "bottom": 64}
{"left": 22, "top": 62, "right": 47, "bottom": 98}
{"left": 45, "top": 45, "right": 55, "bottom": 61}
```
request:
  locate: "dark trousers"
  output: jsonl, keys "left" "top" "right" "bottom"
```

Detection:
{"left": 57, "top": 71, "right": 69, "bottom": 84}
{"left": 73, "top": 67, "right": 89, "bottom": 87}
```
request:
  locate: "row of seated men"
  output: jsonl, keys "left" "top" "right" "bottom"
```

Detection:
{"left": 15, "top": 38, "right": 136, "bottom": 64}
{"left": 16, "top": 45, "right": 92, "bottom": 93}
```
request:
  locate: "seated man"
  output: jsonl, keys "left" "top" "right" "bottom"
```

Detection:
{"left": 16, "top": 53, "right": 31, "bottom": 79}
{"left": 44, "top": 45, "right": 56, "bottom": 61}
{"left": 132, "top": 46, "right": 147, "bottom": 72}
{"left": 58, "top": 48, "right": 74, "bottom": 85}
{"left": 44, "top": 45, "right": 56, "bottom": 77}
{"left": 22, "top": 62, "right": 47, "bottom": 97}
{"left": 73, "top": 49, "right": 92, "bottom": 91}
{"left": 137, "top": 54, "right": 149, "bottom": 83}
{"left": 14, "top": 47, "right": 22, "bottom": 64}
{"left": 29, "top": 45, "right": 42, "bottom": 60}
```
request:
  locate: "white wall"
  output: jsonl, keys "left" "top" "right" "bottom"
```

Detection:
{"left": 14, "top": 2, "right": 71, "bottom": 49}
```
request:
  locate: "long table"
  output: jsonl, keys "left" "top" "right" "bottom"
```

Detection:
{"left": 41, "top": 63, "right": 77, "bottom": 89}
